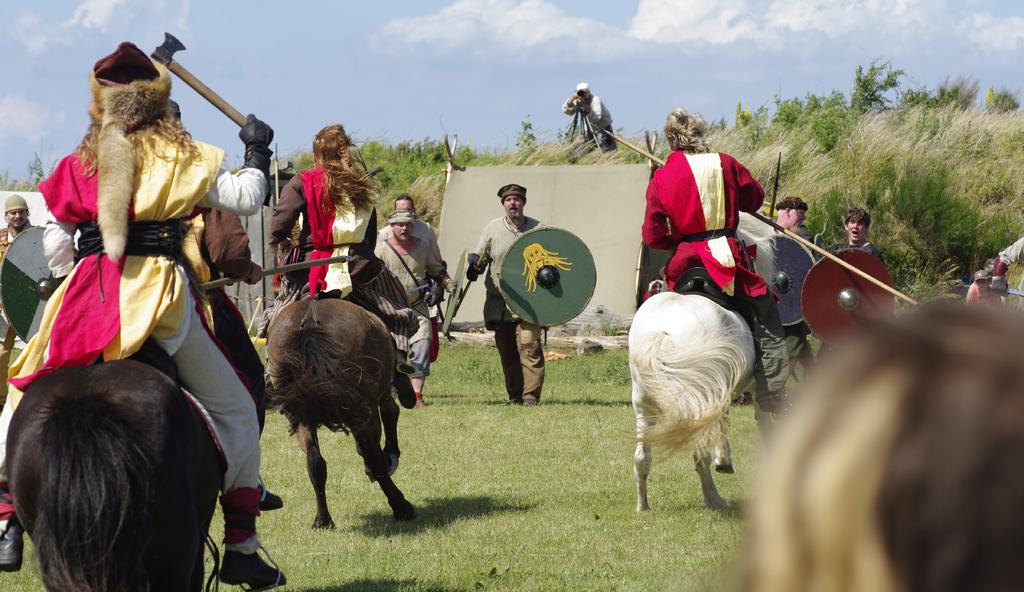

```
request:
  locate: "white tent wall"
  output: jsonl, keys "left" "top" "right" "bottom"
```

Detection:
{"left": 437, "top": 164, "right": 659, "bottom": 325}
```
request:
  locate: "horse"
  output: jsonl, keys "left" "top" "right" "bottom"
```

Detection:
{"left": 629, "top": 212, "right": 778, "bottom": 511}
{"left": 7, "top": 356, "right": 221, "bottom": 591}
{"left": 266, "top": 297, "right": 416, "bottom": 529}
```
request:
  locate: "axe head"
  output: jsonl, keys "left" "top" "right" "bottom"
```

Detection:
{"left": 151, "top": 32, "right": 186, "bottom": 64}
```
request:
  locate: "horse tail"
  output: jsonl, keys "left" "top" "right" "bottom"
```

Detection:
{"left": 268, "top": 323, "right": 378, "bottom": 434}
{"left": 630, "top": 324, "right": 748, "bottom": 452}
{"left": 32, "top": 394, "right": 154, "bottom": 591}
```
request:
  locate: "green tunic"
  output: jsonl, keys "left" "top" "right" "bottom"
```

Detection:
{"left": 473, "top": 215, "right": 543, "bottom": 323}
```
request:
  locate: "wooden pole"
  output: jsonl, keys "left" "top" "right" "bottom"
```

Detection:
{"left": 201, "top": 254, "right": 353, "bottom": 291}
{"left": 609, "top": 130, "right": 919, "bottom": 306}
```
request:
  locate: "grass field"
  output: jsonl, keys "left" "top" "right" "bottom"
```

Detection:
{"left": 3, "top": 343, "right": 761, "bottom": 592}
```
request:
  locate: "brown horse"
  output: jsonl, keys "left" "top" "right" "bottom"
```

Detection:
{"left": 267, "top": 297, "right": 416, "bottom": 529}
{"left": 6, "top": 358, "right": 221, "bottom": 591}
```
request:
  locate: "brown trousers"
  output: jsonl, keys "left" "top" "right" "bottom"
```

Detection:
{"left": 348, "top": 268, "right": 419, "bottom": 356}
{"left": 491, "top": 321, "right": 545, "bottom": 402}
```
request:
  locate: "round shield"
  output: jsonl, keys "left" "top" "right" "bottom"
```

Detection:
{"left": 771, "top": 235, "right": 815, "bottom": 326}
{"left": 0, "top": 227, "right": 54, "bottom": 340}
{"left": 497, "top": 228, "right": 596, "bottom": 327}
{"left": 801, "top": 249, "right": 895, "bottom": 343}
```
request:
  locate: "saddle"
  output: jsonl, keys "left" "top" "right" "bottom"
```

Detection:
{"left": 673, "top": 267, "right": 759, "bottom": 333}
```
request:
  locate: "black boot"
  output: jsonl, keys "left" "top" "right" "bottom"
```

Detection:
{"left": 0, "top": 516, "right": 24, "bottom": 573}
{"left": 221, "top": 549, "right": 286, "bottom": 590}
{"left": 259, "top": 485, "right": 284, "bottom": 512}
{"left": 392, "top": 371, "right": 417, "bottom": 409}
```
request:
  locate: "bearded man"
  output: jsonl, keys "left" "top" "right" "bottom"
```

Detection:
{"left": 642, "top": 108, "right": 789, "bottom": 417}
{"left": 0, "top": 42, "right": 284, "bottom": 587}
{"left": 466, "top": 183, "right": 546, "bottom": 406}
{"left": 375, "top": 209, "right": 452, "bottom": 407}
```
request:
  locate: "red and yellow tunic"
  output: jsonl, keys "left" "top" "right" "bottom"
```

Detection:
{"left": 642, "top": 151, "right": 767, "bottom": 298}
{"left": 7, "top": 138, "right": 223, "bottom": 405}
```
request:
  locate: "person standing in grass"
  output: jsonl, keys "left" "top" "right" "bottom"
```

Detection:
{"left": 466, "top": 183, "right": 546, "bottom": 406}
{"left": 0, "top": 195, "right": 35, "bottom": 407}
{"left": 774, "top": 196, "right": 815, "bottom": 374}
{"left": 562, "top": 82, "right": 617, "bottom": 154}
{"left": 828, "top": 207, "right": 882, "bottom": 261}
{"left": 375, "top": 209, "right": 452, "bottom": 408}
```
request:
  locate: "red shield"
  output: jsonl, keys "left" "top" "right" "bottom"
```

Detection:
{"left": 800, "top": 249, "right": 895, "bottom": 343}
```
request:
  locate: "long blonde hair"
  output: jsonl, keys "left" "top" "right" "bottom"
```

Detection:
{"left": 663, "top": 108, "right": 710, "bottom": 154}
{"left": 742, "top": 304, "right": 1024, "bottom": 592}
{"left": 312, "top": 124, "right": 375, "bottom": 211}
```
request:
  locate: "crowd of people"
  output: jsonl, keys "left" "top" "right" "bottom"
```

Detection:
{"left": 2, "top": 45, "right": 1024, "bottom": 591}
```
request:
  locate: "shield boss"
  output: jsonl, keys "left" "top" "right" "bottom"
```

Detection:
{"left": 498, "top": 228, "right": 596, "bottom": 327}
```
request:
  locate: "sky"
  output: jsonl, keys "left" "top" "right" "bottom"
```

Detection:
{"left": 1, "top": 0, "right": 1023, "bottom": 177}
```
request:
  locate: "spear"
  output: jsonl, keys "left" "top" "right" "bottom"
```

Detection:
{"left": 608, "top": 131, "right": 918, "bottom": 306}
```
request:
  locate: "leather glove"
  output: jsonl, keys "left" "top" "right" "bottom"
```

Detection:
{"left": 424, "top": 281, "right": 445, "bottom": 307}
{"left": 240, "top": 114, "right": 274, "bottom": 180}
{"left": 244, "top": 264, "right": 264, "bottom": 285}
{"left": 466, "top": 253, "right": 482, "bottom": 282}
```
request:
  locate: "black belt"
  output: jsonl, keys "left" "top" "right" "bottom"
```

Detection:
{"left": 679, "top": 228, "right": 736, "bottom": 242}
{"left": 76, "top": 219, "right": 186, "bottom": 262}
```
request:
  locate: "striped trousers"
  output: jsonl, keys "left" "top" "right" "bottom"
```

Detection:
{"left": 348, "top": 268, "right": 419, "bottom": 355}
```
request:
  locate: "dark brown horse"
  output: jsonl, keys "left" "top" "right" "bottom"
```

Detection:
{"left": 267, "top": 298, "right": 416, "bottom": 529}
{"left": 7, "top": 358, "right": 220, "bottom": 591}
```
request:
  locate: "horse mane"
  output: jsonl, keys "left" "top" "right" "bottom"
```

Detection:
{"left": 32, "top": 389, "right": 155, "bottom": 591}
{"left": 737, "top": 212, "right": 777, "bottom": 283}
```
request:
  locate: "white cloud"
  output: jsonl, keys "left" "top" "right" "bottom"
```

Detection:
{"left": 381, "top": 0, "right": 1024, "bottom": 57}
{"left": 61, "top": 0, "right": 131, "bottom": 31}
{"left": 382, "top": 0, "right": 628, "bottom": 56}
{"left": 627, "top": 0, "right": 759, "bottom": 45}
{"left": 0, "top": 96, "right": 63, "bottom": 143}
{"left": 968, "top": 12, "right": 1024, "bottom": 52}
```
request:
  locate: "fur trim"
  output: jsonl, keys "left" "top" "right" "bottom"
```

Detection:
{"left": 91, "top": 58, "right": 171, "bottom": 263}
{"left": 96, "top": 122, "right": 134, "bottom": 263}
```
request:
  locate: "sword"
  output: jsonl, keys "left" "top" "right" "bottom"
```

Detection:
{"left": 201, "top": 255, "right": 353, "bottom": 291}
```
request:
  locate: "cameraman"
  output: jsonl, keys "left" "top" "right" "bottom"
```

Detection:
{"left": 562, "top": 82, "right": 617, "bottom": 153}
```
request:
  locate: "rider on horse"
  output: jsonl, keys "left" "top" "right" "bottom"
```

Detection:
{"left": 269, "top": 124, "right": 420, "bottom": 409}
{"left": 0, "top": 42, "right": 284, "bottom": 588}
{"left": 641, "top": 107, "right": 790, "bottom": 416}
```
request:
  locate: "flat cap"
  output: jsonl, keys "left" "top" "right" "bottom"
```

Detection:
{"left": 497, "top": 183, "right": 527, "bottom": 201}
{"left": 388, "top": 209, "right": 416, "bottom": 224}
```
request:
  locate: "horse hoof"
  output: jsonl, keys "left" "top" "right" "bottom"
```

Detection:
{"left": 705, "top": 497, "right": 728, "bottom": 510}
{"left": 714, "top": 463, "right": 734, "bottom": 474}
{"left": 393, "top": 502, "right": 417, "bottom": 521}
{"left": 311, "top": 517, "right": 336, "bottom": 530}
{"left": 636, "top": 504, "right": 651, "bottom": 513}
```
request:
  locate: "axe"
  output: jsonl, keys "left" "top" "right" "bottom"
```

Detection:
{"left": 151, "top": 32, "right": 247, "bottom": 127}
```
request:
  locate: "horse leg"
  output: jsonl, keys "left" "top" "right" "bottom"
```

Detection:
{"left": 712, "top": 417, "right": 734, "bottom": 474}
{"left": 694, "top": 448, "right": 728, "bottom": 510}
{"left": 633, "top": 406, "right": 653, "bottom": 513}
{"left": 296, "top": 423, "right": 334, "bottom": 530}
{"left": 353, "top": 410, "right": 416, "bottom": 521}
{"left": 379, "top": 392, "right": 401, "bottom": 476}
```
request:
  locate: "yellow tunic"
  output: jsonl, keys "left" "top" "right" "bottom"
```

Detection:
{"left": 8, "top": 138, "right": 223, "bottom": 408}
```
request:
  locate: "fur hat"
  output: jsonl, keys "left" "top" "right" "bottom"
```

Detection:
{"left": 89, "top": 42, "right": 172, "bottom": 263}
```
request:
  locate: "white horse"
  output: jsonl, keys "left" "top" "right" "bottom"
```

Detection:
{"left": 630, "top": 212, "right": 777, "bottom": 511}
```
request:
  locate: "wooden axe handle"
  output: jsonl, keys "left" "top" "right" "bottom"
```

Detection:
{"left": 165, "top": 60, "right": 247, "bottom": 127}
